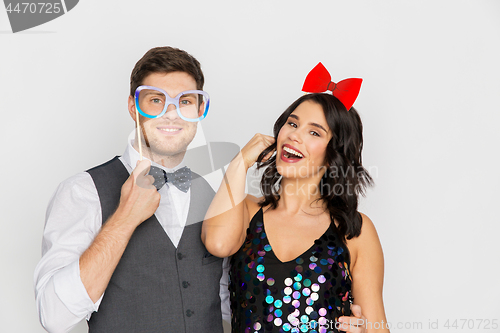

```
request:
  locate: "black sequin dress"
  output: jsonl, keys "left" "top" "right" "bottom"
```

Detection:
{"left": 229, "top": 208, "right": 353, "bottom": 333}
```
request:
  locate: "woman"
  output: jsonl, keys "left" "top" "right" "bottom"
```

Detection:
{"left": 202, "top": 64, "right": 389, "bottom": 333}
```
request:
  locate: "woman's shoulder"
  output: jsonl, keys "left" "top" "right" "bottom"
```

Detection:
{"left": 346, "top": 212, "right": 383, "bottom": 268}
{"left": 244, "top": 194, "right": 264, "bottom": 220}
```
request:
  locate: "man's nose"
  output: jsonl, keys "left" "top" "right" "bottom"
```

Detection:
{"left": 162, "top": 103, "right": 180, "bottom": 120}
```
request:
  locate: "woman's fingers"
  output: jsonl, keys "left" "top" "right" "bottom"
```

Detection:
{"left": 241, "top": 134, "right": 275, "bottom": 168}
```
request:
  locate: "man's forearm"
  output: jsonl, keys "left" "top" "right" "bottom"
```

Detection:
{"left": 79, "top": 211, "right": 137, "bottom": 303}
{"left": 79, "top": 159, "right": 160, "bottom": 303}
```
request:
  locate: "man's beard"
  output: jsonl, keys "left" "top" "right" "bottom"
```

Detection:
{"left": 138, "top": 120, "right": 195, "bottom": 162}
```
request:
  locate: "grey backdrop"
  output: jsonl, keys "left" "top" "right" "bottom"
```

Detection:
{"left": 1, "top": 1, "right": 499, "bottom": 332}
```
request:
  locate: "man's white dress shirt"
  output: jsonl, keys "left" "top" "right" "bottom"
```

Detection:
{"left": 34, "top": 133, "right": 230, "bottom": 332}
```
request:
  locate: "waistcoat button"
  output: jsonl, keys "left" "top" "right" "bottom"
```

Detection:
{"left": 186, "top": 309, "right": 194, "bottom": 317}
{"left": 182, "top": 281, "right": 189, "bottom": 288}
{"left": 177, "top": 252, "right": 183, "bottom": 260}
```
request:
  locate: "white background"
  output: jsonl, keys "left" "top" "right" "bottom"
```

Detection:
{"left": 1, "top": 1, "right": 499, "bottom": 332}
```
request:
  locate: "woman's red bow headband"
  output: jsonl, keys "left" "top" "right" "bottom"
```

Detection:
{"left": 301, "top": 62, "right": 362, "bottom": 111}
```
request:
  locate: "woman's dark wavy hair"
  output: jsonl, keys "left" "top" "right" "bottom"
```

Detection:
{"left": 256, "top": 93, "right": 373, "bottom": 240}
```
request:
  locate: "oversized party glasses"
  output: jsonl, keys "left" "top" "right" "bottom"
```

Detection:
{"left": 135, "top": 85, "right": 210, "bottom": 122}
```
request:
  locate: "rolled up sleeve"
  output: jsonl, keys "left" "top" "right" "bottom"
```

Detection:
{"left": 34, "top": 172, "right": 103, "bottom": 332}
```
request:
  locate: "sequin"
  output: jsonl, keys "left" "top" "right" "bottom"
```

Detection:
{"left": 229, "top": 208, "right": 352, "bottom": 333}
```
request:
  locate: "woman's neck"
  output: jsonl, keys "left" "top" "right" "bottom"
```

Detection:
{"left": 277, "top": 177, "right": 326, "bottom": 215}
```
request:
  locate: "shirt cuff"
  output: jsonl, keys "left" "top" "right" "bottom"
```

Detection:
{"left": 53, "top": 260, "right": 104, "bottom": 319}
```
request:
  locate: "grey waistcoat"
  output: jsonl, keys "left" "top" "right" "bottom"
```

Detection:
{"left": 86, "top": 157, "right": 223, "bottom": 333}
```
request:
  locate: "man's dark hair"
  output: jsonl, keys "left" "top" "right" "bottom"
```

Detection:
{"left": 130, "top": 46, "right": 204, "bottom": 96}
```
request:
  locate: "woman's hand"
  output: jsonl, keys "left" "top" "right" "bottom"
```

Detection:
{"left": 338, "top": 305, "right": 368, "bottom": 333}
{"left": 240, "top": 133, "right": 275, "bottom": 169}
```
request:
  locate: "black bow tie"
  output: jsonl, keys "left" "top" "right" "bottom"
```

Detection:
{"left": 148, "top": 166, "right": 192, "bottom": 192}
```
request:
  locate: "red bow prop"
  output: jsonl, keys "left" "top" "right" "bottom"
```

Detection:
{"left": 302, "top": 62, "right": 362, "bottom": 111}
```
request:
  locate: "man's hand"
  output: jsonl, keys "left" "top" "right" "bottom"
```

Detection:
{"left": 116, "top": 159, "right": 161, "bottom": 227}
{"left": 338, "top": 304, "right": 367, "bottom": 333}
{"left": 79, "top": 159, "right": 161, "bottom": 303}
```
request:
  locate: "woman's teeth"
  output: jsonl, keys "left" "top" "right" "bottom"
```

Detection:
{"left": 283, "top": 146, "right": 303, "bottom": 158}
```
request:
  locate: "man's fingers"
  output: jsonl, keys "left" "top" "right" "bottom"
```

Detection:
{"left": 338, "top": 315, "right": 366, "bottom": 333}
{"left": 351, "top": 304, "right": 362, "bottom": 318}
{"left": 134, "top": 159, "right": 151, "bottom": 177}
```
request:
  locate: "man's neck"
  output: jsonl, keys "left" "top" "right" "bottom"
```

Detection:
{"left": 132, "top": 142, "right": 185, "bottom": 169}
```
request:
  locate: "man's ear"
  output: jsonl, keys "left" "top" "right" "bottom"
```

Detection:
{"left": 128, "top": 95, "right": 137, "bottom": 121}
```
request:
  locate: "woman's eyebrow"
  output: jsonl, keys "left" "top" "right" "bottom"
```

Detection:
{"left": 288, "top": 114, "right": 328, "bottom": 133}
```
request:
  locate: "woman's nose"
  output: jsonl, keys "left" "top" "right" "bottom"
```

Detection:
{"left": 288, "top": 129, "right": 302, "bottom": 143}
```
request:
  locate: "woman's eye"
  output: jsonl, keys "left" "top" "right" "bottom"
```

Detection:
{"left": 288, "top": 121, "right": 297, "bottom": 128}
{"left": 310, "top": 131, "right": 320, "bottom": 137}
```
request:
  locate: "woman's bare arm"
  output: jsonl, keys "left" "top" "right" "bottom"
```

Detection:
{"left": 345, "top": 213, "right": 390, "bottom": 333}
{"left": 202, "top": 134, "right": 275, "bottom": 257}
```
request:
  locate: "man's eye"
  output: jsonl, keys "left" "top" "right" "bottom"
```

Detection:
{"left": 151, "top": 98, "right": 163, "bottom": 104}
{"left": 180, "top": 100, "right": 190, "bottom": 105}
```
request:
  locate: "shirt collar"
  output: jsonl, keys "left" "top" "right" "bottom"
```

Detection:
{"left": 122, "top": 130, "right": 187, "bottom": 173}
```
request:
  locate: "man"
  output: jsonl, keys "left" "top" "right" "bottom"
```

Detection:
{"left": 34, "top": 47, "right": 229, "bottom": 332}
